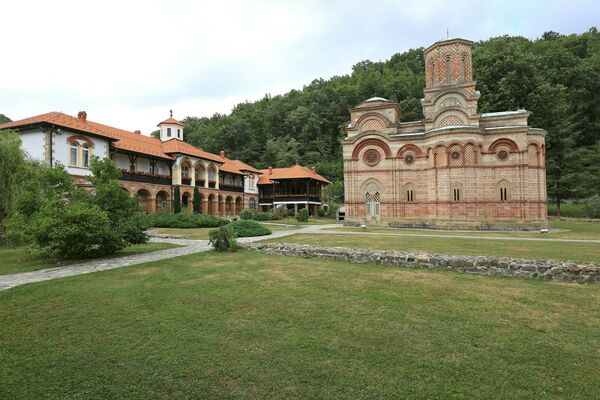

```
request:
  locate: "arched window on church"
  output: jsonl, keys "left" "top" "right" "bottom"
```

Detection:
{"left": 404, "top": 183, "right": 416, "bottom": 202}
{"left": 498, "top": 180, "right": 510, "bottom": 202}
{"left": 452, "top": 183, "right": 463, "bottom": 202}
{"left": 444, "top": 54, "right": 452, "bottom": 84}
{"left": 461, "top": 53, "right": 468, "bottom": 82}
{"left": 365, "top": 192, "right": 371, "bottom": 216}
{"left": 373, "top": 192, "right": 381, "bottom": 215}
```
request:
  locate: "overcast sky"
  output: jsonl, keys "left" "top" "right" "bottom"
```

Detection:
{"left": 1, "top": 0, "right": 598, "bottom": 134}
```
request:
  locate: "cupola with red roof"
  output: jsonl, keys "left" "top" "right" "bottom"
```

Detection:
{"left": 158, "top": 109, "right": 185, "bottom": 142}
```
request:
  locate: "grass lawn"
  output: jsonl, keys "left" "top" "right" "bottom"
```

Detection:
{"left": 0, "top": 242, "right": 179, "bottom": 276}
{"left": 0, "top": 250, "right": 598, "bottom": 399}
{"left": 332, "top": 219, "right": 600, "bottom": 240}
{"left": 274, "top": 216, "right": 336, "bottom": 225}
{"left": 265, "top": 233, "right": 600, "bottom": 263}
{"left": 153, "top": 224, "right": 295, "bottom": 240}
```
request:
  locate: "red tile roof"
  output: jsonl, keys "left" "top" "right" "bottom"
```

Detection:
{"left": 0, "top": 112, "right": 117, "bottom": 140}
{"left": 219, "top": 158, "right": 263, "bottom": 175}
{"left": 158, "top": 117, "right": 185, "bottom": 127}
{"left": 161, "top": 139, "right": 223, "bottom": 162}
{"left": 258, "top": 165, "right": 331, "bottom": 184}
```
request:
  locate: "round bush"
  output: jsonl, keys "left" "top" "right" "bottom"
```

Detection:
{"left": 296, "top": 208, "right": 309, "bottom": 222}
{"left": 240, "top": 209, "right": 254, "bottom": 220}
{"left": 208, "top": 226, "right": 238, "bottom": 252}
{"left": 225, "top": 220, "right": 271, "bottom": 237}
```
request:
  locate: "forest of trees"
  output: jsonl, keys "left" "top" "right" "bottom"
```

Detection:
{"left": 182, "top": 28, "right": 600, "bottom": 209}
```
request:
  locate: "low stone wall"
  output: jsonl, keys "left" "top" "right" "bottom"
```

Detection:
{"left": 243, "top": 243, "right": 600, "bottom": 283}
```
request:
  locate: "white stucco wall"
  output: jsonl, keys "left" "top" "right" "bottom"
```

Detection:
{"left": 56, "top": 132, "right": 110, "bottom": 176}
{"left": 244, "top": 172, "right": 259, "bottom": 194}
{"left": 18, "top": 129, "right": 45, "bottom": 161}
{"left": 114, "top": 153, "right": 130, "bottom": 170}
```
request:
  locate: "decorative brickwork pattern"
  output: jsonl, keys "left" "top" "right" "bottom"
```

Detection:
{"left": 343, "top": 37, "right": 547, "bottom": 229}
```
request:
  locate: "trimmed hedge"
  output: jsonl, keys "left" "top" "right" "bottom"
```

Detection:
{"left": 222, "top": 220, "right": 272, "bottom": 238}
{"left": 144, "top": 213, "right": 228, "bottom": 228}
{"left": 296, "top": 208, "right": 309, "bottom": 222}
{"left": 253, "top": 211, "right": 279, "bottom": 221}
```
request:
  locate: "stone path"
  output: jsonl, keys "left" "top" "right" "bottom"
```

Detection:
{"left": 2, "top": 222, "right": 598, "bottom": 292}
{"left": 0, "top": 225, "right": 320, "bottom": 292}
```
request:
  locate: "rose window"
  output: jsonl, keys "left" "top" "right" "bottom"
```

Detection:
{"left": 404, "top": 153, "right": 415, "bottom": 165}
{"left": 363, "top": 149, "right": 381, "bottom": 166}
{"left": 497, "top": 150, "right": 509, "bottom": 161}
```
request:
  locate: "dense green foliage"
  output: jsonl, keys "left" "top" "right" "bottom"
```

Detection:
{"left": 182, "top": 28, "right": 600, "bottom": 209}
{"left": 208, "top": 226, "right": 238, "bottom": 252}
{"left": 4, "top": 158, "right": 148, "bottom": 258}
{"left": 224, "top": 220, "right": 271, "bottom": 237}
{"left": 0, "top": 130, "right": 33, "bottom": 222}
{"left": 585, "top": 195, "right": 600, "bottom": 218}
{"left": 144, "top": 212, "right": 228, "bottom": 228}
{"left": 173, "top": 187, "right": 181, "bottom": 214}
{"left": 251, "top": 211, "right": 279, "bottom": 221}
{"left": 296, "top": 208, "right": 309, "bottom": 222}
{"left": 0, "top": 114, "right": 11, "bottom": 124}
{"left": 239, "top": 209, "right": 253, "bottom": 220}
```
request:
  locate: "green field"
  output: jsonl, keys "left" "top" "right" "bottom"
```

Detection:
{"left": 1, "top": 250, "right": 598, "bottom": 399}
{"left": 266, "top": 233, "right": 600, "bottom": 263}
{"left": 332, "top": 220, "right": 600, "bottom": 240}
{"left": 0, "top": 242, "right": 179, "bottom": 276}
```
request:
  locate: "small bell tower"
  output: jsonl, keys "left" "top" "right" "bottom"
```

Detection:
{"left": 157, "top": 109, "right": 185, "bottom": 142}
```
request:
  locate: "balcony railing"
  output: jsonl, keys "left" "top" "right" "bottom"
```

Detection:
{"left": 181, "top": 177, "right": 192, "bottom": 185}
{"left": 208, "top": 181, "right": 217, "bottom": 189}
{"left": 119, "top": 169, "right": 172, "bottom": 185}
{"left": 219, "top": 184, "right": 244, "bottom": 193}
{"left": 195, "top": 179, "right": 205, "bottom": 187}
{"left": 259, "top": 195, "right": 321, "bottom": 203}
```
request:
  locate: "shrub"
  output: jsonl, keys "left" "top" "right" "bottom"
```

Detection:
{"left": 208, "top": 226, "right": 238, "bottom": 252}
{"left": 286, "top": 208, "right": 295, "bottom": 217}
{"left": 240, "top": 209, "right": 253, "bottom": 220}
{"left": 253, "top": 211, "right": 278, "bottom": 221}
{"left": 226, "top": 220, "right": 271, "bottom": 237}
{"left": 585, "top": 195, "right": 600, "bottom": 218}
{"left": 296, "top": 208, "right": 309, "bottom": 222}
{"left": 144, "top": 213, "right": 228, "bottom": 228}
{"left": 317, "top": 208, "right": 325, "bottom": 217}
{"left": 4, "top": 158, "right": 149, "bottom": 259}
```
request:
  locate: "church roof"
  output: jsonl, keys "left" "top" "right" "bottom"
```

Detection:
{"left": 257, "top": 164, "right": 331, "bottom": 184}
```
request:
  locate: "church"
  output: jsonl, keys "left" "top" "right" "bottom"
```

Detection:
{"left": 343, "top": 38, "right": 548, "bottom": 229}
{"left": 0, "top": 111, "right": 330, "bottom": 216}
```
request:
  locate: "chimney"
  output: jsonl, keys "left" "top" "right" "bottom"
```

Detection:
{"left": 77, "top": 111, "right": 87, "bottom": 122}
{"left": 311, "top": 166, "right": 316, "bottom": 172}
{"left": 134, "top": 130, "right": 141, "bottom": 135}
{"left": 268, "top": 166, "right": 272, "bottom": 175}
{"left": 220, "top": 150, "right": 225, "bottom": 158}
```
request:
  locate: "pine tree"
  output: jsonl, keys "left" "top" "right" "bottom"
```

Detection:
{"left": 193, "top": 186, "right": 201, "bottom": 214}
{"left": 173, "top": 186, "right": 181, "bottom": 214}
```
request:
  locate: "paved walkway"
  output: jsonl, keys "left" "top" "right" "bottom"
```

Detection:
{"left": 2, "top": 223, "right": 597, "bottom": 292}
